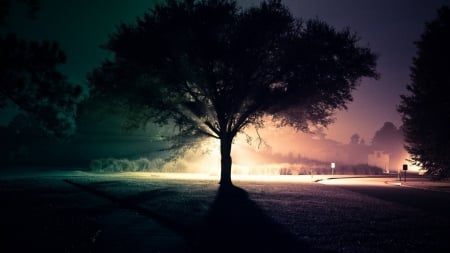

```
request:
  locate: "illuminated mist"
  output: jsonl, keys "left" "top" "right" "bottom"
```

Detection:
{"left": 87, "top": 120, "right": 412, "bottom": 176}
{"left": 2, "top": 102, "right": 412, "bottom": 175}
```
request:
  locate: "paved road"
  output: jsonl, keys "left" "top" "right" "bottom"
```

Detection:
{"left": 339, "top": 184, "right": 450, "bottom": 218}
{"left": 319, "top": 177, "right": 450, "bottom": 218}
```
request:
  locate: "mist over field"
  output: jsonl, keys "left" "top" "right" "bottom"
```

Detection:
{"left": 0, "top": 111, "right": 409, "bottom": 175}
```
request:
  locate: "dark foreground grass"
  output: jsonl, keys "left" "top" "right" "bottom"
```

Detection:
{"left": 1, "top": 174, "right": 450, "bottom": 252}
{"left": 0, "top": 178, "right": 109, "bottom": 252}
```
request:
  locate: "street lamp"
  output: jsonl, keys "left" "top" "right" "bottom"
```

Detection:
{"left": 331, "top": 162, "right": 335, "bottom": 176}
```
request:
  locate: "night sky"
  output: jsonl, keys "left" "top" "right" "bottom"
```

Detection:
{"left": 1, "top": 0, "right": 449, "bottom": 153}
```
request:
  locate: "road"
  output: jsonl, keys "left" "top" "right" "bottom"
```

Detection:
{"left": 337, "top": 184, "right": 450, "bottom": 218}
{"left": 318, "top": 176, "right": 450, "bottom": 217}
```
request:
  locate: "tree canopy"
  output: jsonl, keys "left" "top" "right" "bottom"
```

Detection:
{"left": 0, "top": 0, "right": 85, "bottom": 138}
{"left": 0, "top": 0, "right": 39, "bottom": 24}
{"left": 90, "top": 0, "right": 378, "bottom": 185}
{"left": 398, "top": 6, "right": 450, "bottom": 179}
{"left": 371, "top": 122, "right": 403, "bottom": 149}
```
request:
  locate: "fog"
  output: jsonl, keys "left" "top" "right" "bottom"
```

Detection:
{"left": 0, "top": 104, "right": 410, "bottom": 175}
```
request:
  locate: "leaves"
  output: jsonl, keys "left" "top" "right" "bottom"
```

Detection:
{"left": 90, "top": 0, "right": 377, "bottom": 156}
{"left": 0, "top": 34, "right": 86, "bottom": 138}
{"left": 398, "top": 6, "right": 450, "bottom": 178}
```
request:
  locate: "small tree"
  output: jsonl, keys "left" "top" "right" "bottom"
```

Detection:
{"left": 398, "top": 6, "right": 450, "bottom": 179}
{"left": 0, "top": 1, "right": 85, "bottom": 138}
{"left": 349, "top": 134, "right": 361, "bottom": 145}
{"left": 90, "top": 0, "right": 378, "bottom": 186}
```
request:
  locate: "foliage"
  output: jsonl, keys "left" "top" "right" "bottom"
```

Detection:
{"left": 0, "top": 1, "right": 86, "bottom": 138}
{"left": 349, "top": 133, "right": 361, "bottom": 145}
{"left": 371, "top": 122, "right": 404, "bottom": 155}
{"left": 306, "top": 164, "right": 382, "bottom": 175}
{"left": 0, "top": 0, "right": 39, "bottom": 24}
{"left": 372, "top": 122, "right": 401, "bottom": 146}
{"left": 370, "top": 122, "right": 407, "bottom": 170}
{"left": 89, "top": 157, "right": 162, "bottom": 172}
{"left": 89, "top": 157, "right": 193, "bottom": 173}
{"left": 90, "top": 0, "right": 378, "bottom": 185}
{"left": 398, "top": 6, "right": 450, "bottom": 179}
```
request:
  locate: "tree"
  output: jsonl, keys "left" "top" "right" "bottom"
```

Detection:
{"left": 398, "top": 6, "right": 450, "bottom": 179}
{"left": 349, "top": 133, "right": 360, "bottom": 145}
{"left": 371, "top": 122, "right": 402, "bottom": 150}
{"left": 90, "top": 0, "right": 378, "bottom": 186}
{"left": 371, "top": 122, "right": 406, "bottom": 170}
{"left": 0, "top": 0, "right": 39, "bottom": 24}
{"left": 0, "top": 0, "right": 85, "bottom": 138}
{"left": 360, "top": 138, "right": 365, "bottom": 145}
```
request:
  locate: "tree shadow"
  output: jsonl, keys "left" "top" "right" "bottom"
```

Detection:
{"left": 65, "top": 179, "right": 328, "bottom": 252}
{"left": 191, "top": 185, "right": 311, "bottom": 253}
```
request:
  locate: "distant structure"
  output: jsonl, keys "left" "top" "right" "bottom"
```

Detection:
{"left": 368, "top": 150, "right": 390, "bottom": 173}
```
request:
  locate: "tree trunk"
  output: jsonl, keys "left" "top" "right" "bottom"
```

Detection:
{"left": 219, "top": 135, "right": 233, "bottom": 186}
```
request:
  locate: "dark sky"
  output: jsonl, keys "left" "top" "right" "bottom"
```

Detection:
{"left": 278, "top": 0, "right": 450, "bottom": 142}
{"left": 1, "top": 0, "right": 449, "bottom": 144}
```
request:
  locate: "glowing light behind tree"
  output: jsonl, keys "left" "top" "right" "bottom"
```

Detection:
{"left": 90, "top": 0, "right": 378, "bottom": 185}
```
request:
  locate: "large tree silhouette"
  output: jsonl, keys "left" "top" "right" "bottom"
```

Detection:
{"left": 90, "top": 0, "right": 378, "bottom": 185}
{"left": 398, "top": 6, "right": 450, "bottom": 178}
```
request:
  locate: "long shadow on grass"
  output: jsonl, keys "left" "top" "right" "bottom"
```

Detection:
{"left": 192, "top": 185, "right": 311, "bottom": 253}
{"left": 65, "top": 179, "right": 325, "bottom": 252}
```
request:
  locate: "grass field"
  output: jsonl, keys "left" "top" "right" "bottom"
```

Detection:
{"left": 1, "top": 170, "right": 449, "bottom": 252}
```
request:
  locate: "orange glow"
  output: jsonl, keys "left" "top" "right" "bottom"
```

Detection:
{"left": 111, "top": 171, "right": 323, "bottom": 183}
{"left": 184, "top": 124, "right": 335, "bottom": 176}
{"left": 398, "top": 154, "right": 422, "bottom": 172}
{"left": 168, "top": 119, "right": 411, "bottom": 177}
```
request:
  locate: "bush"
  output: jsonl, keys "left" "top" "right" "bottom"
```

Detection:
{"left": 89, "top": 157, "right": 166, "bottom": 172}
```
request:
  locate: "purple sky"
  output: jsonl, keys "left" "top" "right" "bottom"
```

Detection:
{"left": 1, "top": 0, "right": 449, "bottom": 145}
{"left": 276, "top": 0, "right": 449, "bottom": 143}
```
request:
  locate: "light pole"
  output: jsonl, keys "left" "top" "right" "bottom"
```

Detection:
{"left": 331, "top": 162, "right": 335, "bottom": 176}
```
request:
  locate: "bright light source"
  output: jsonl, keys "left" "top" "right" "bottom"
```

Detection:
{"left": 127, "top": 172, "right": 322, "bottom": 183}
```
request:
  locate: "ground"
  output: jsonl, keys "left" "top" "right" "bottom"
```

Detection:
{"left": 0, "top": 170, "right": 449, "bottom": 252}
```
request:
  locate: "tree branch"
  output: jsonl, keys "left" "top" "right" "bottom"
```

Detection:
{"left": 204, "top": 120, "right": 220, "bottom": 137}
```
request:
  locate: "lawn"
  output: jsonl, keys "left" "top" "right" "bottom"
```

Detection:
{"left": 1, "top": 171, "right": 449, "bottom": 252}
